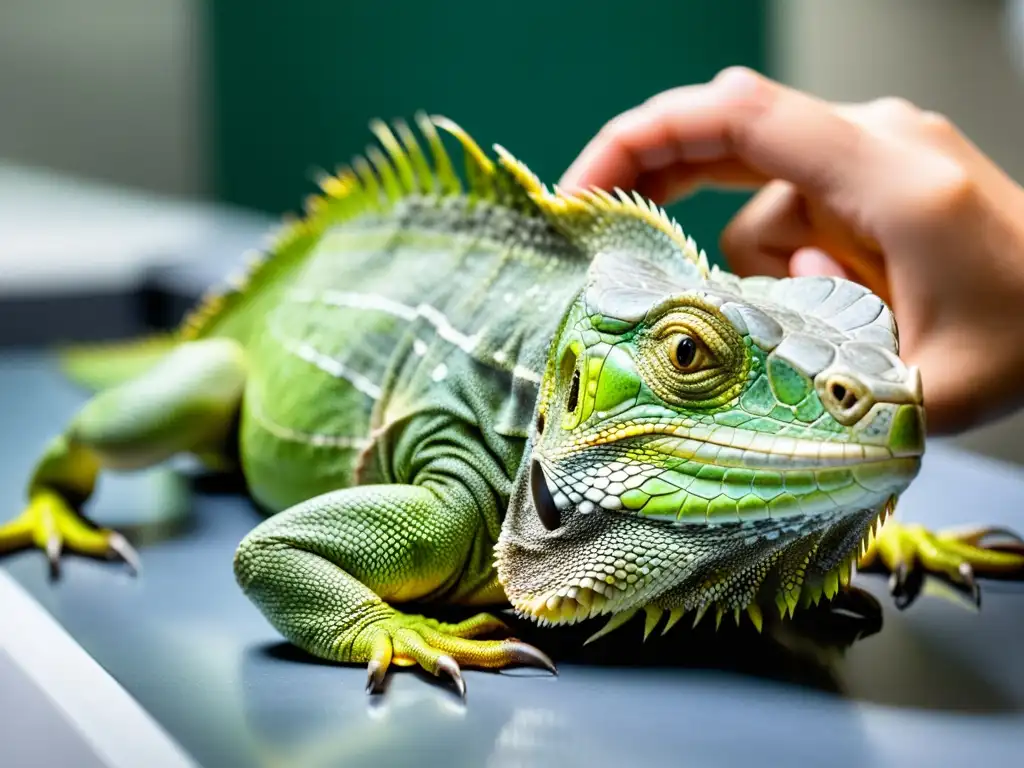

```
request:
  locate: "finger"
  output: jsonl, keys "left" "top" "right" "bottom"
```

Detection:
{"left": 721, "top": 179, "right": 890, "bottom": 298}
{"left": 561, "top": 67, "right": 874, "bottom": 211}
{"left": 791, "top": 247, "right": 850, "bottom": 279}
{"left": 632, "top": 158, "right": 771, "bottom": 205}
{"left": 720, "top": 181, "right": 811, "bottom": 277}
{"left": 561, "top": 83, "right": 731, "bottom": 193}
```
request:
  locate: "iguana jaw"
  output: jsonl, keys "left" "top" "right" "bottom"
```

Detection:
{"left": 495, "top": 424, "right": 921, "bottom": 635}
{"left": 496, "top": 498, "right": 902, "bottom": 638}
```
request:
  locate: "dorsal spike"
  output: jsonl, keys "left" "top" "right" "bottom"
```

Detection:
{"left": 698, "top": 249, "right": 710, "bottom": 273}
{"left": 177, "top": 110, "right": 703, "bottom": 343}
{"left": 369, "top": 119, "right": 416, "bottom": 195}
{"left": 691, "top": 602, "right": 710, "bottom": 628}
{"left": 431, "top": 115, "right": 495, "bottom": 199}
{"left": 351, "top": 155, "right": 383, "bottom": 209}
{"left": 315, "top": 169, "right": 347, "bottom": 198}
{"left": 415, "top": 111, "right": 460, "bottom": 194}
{"left": 493, "top": 143, "right": 545, "bottom": 197}
{"left": 393, "top": 118, "right": 432, "bottom": 195}
{"left": 490, "top": 145, "right": 709, "bottom": 277}
{"left": 366, "top": 145, "right": 402, "bottom": 203}
{"left": 303, "top": 194, "right": 325, "bottom": 217}
{"left": 591, "top": 187, "right": 618, "bottom": 207}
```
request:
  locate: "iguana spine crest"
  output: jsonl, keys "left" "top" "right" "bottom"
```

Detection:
{"left": 178, "top": 113, "right": 710, "bottom": 341}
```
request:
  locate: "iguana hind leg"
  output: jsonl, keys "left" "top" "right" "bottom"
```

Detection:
{"left": 1, "top": 338, "right": 246, "bottom": 576}
{"left": 233, "top": 483, "right": 555, "bottom": 697}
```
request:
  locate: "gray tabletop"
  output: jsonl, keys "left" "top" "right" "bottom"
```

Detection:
{"left": 3, "top": 349, "right": 1024, "bottom": 768}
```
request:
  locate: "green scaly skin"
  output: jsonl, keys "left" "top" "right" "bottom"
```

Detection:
{"left": 4, "top": 115, "right": 1024, "bottom": 697}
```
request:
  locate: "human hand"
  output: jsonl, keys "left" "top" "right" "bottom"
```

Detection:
{"left": 560, "top": 67, "right": 1024, "bottom": 435}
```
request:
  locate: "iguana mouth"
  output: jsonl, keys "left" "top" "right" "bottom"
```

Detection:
{"left": 530, "top": 447, "right": 919, "bottom": 523}
{"left": 550, "top": 416, "right": 924, "bottom": 470}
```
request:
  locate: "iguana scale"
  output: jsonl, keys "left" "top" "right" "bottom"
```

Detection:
{"left": 5, "top": 114, "right": 1024, "bottom": 697}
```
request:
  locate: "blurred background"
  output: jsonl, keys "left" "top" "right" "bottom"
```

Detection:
{"left": 2, "top": 0, "right": 1023, "bottom": 463}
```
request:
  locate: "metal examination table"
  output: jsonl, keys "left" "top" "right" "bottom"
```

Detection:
{"left": 3, "top": 349, "right": 1024, "bottom": 768}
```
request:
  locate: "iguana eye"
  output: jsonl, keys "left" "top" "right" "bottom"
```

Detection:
{"left": 670, "top": 335, "right": 703, "bottom": 371}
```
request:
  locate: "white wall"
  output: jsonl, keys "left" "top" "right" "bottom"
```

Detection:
{"left": 0, "top": 0, "right": 206, "bottom": 197}
{"left": 773, "top": 0, "right": 1024, "bottom": 464}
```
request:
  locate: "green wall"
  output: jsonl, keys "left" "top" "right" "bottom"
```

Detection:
{"left": 205, "top": 1, "right": 768, "bottom": 266}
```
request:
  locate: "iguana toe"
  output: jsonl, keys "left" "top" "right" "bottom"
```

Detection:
{"left": 359, "top": 611, "right": 555, "bottom": 697}
{"left": 0, "top": 490, "right": 138, "bottom": 578}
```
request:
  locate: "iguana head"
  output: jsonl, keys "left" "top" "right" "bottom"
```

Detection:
{"left": 495, "top": 226, "right": 924, "bottom": 635}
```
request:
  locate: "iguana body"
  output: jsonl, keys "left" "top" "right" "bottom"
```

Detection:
{"left": 4, "top": 115, "right": 1023, "bottom": 695}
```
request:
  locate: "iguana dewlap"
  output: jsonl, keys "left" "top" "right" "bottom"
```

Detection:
{"left": 5, "top": 114, "right": 1024, "bottom": 697}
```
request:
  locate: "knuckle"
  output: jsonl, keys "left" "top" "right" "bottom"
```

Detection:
{"left": 595, "top": 109, "right": 636, "bottom": 142}
{"left": 927, "top": 162, "right": 974, "bottom": 213}
{"left": 870, "top": 96, "right": 920, "bottom": 121}
{"left": 919, "top": 109, "right": 957, "bottom": 137}
{"left": 710, "top": 67, "right": 776, "bottom": 151}
{"left": 715, "top": 66, "right": 772, "bottom": 110}
{"left": 713, "top": 65, "right": 763, "bottom": 90}
{"left": 898, "top": 156, "right": 975, "bottom": 223}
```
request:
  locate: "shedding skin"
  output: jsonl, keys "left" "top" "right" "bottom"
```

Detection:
{"left": 6, "top": 115, "right": 1024, "bottom": 700}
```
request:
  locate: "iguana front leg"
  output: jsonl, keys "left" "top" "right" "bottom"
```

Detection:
{"left": 860, "top": 519, "right": 1024, "bottom": 607}
{"left": 0, "top": 339, "right": 246, "bottom": 575}
{"left": 233, "top": 483, "right": 555, "bottom": 697}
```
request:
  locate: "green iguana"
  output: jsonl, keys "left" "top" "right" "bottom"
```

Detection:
{"left": 4, "top": 115, "right": 1024, "bottom": 697}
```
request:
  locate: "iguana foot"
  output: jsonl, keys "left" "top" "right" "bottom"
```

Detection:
{"left": 360, "top": 611, "right": 556, "bottom": 697}
{"left": 859, "top": 521, "right": 1024, "bottom": 608}
{"left": 0, "top": 490, "right": 139, "bottom": 578}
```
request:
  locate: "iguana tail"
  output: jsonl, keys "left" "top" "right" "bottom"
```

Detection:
{"left": 57, "top": 334, "right": 180, "bottom": 392}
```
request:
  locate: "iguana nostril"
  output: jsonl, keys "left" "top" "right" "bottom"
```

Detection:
{"left": 530, "top": 460, "right": 561, "bottom": 531}
{"left": 830, "top": 382, "right": 858, "bottom": 410}
{"left": 820, "top": 374, "right": 869, "bottom": 425}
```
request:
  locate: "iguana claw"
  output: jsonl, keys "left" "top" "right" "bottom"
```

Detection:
{"left": 506, "top": 642, "right": 558, "bottom": 675}
{"left": 107, "top": 532, "right": 141, "bottom": 576}
{"left": 888, "top": 561, "right": 926, "bottom": 609}
{"left": 435, "top": 655, "right": 466, "bottom": 698}
{"left": 365, "top": 659, "right": 386, "bottom": 694}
